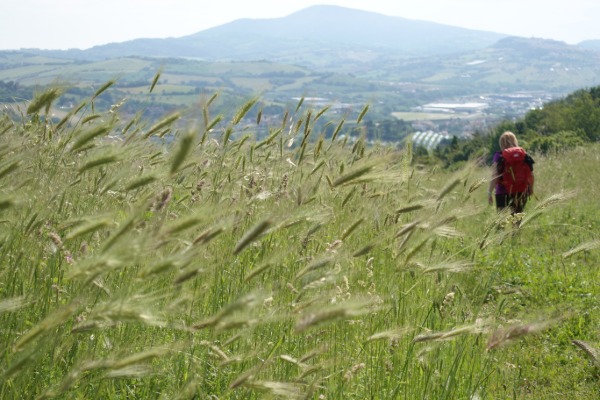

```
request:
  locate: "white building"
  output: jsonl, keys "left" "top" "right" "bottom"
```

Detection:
{"left": 412, "top": 131, "right": 451, "bottom": 150}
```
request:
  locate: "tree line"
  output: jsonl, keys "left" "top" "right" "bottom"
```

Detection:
{"left": 0, "top": 81, "right": 35, "bottom": 103}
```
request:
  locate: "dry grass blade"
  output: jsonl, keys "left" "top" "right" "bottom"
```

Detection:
{"left": 199, "top": 340, "right": 230, "bottom": 362}
{"left": 233, "top": 219, "right": 271, "bottom": 255}
{"left": 436, "top": 177, "right": 461, "bottom": 201}
{"left": 205, "top": 114, "right": 223, "bottom": 134}
{"left": 149, "top": 70, "right": 162, "bottom": 94}
{"left": 295, "top": 257, "right": 333, "bottom": 279}
{"left": 150, "top": 187, "right": 173, "bottom": 211}
{"left": 310, "top": 159, "right": 326, "bottom": 176}
{"left": 1, "top": 116, "right": 14, "bottom": 134}
{"left": 15, "top": 303, "right": 78, "bottom": 351}
{"left": 404, "top": 238, "right": 431, "bottom": 264}
{"left": 104, "top": 365, "right": 153, "bottom": 378}
{"left": 468, "top": 178, "right": 486, "bottom": 193}
{"left": 70, "top": 123, "right": 113, "bottom": 153}
{"left": 72, "top": 301, "right": 165, "bottom": 332}
{"left": 193, "top": 226, "right": 224, "bottom": 245}
{"left": 0, "top": 197, "right": 17, "bottom": 211}
{"left": 78, "top": 155, "right": 119, "bottom": 174}
{"left": 340, "top": 187, "right": 357, "bottom": 208}
{"left": 0, "top": 160, "right": 20, "bottom": 181}
{"left": 332, "top": 165, "right": 373, "bottom": 187}
{"left": 223, "top": 127, "right": 233, "bottom": 145}
{"left": 413, "top": 322, "right": 488, "bottom": 343}
{"left": 65, "top": 218, "right": 112, "bottom": 240}
{"left": 353, "top": 244, "right": 375, "bottom": 257}
{"left": 341, "top": 218, "right": 364, "bottom": 240}
{"left": 520, "top": 191, "right": 576, "bottom": 227}
{"left": 27, "top": 87, "right": 62, "bottom": 115}
{"left": 330, "top": 119, "right": 344, "bottom": 142}
{"left": 193, "top": 293, "right": 260, "bottom": 329}
{"left": 144, "top": 113, "right": 180, "bottom": 139}
{"left": 92, "top": 80, "right": 116, "bottom": 100}
{"left": 315, "top": 105, "right": 330, "bottom": 120}
{"left": 80, "top": 114, "right": 101, "bottom": 125}
{"left": 55, "top": 101, "right": 87, "bottom": 132}
{"left": 295, "top": 299, "right": 376, "bottom": 332}
{"left": 170, "top": 131, "right": 195, "bottom": 175}
{"left": 395, "top": 221, "right": 420, "bottom": 238}
{"left": 432, "top": 225, "right": 463, "bottom": 238}
{"left": 290, "top": 117, "right": 303, "bottom": 137}
{"left": 229, "top": 369, "right": 256, "bottom": 390}
{"left": 395, "top": 203, "right": 425, "bottom": 214}
{"left": 173, "top": 267, "right": 203, "bottom": 285}
{"left": 2, "top": 347, "right": 38, "bottom": 380}
{"left": 255, "top": 108, "right": 262, "bottom": 125}
{"left": 255, "top": 128, "right": 282, "bottom": 149}
{"left": 0, "top": 296, "right": 29, "bottom": 313}
{"left": 67, "top": 256, "right": 125, "bottom": 282}
{"left": 367, "top": 328, "right": 411, "bottom": 342}
{"left": 280, "top": 355, "right": 309, "bottom": 369}
{"left": 39, "top": 369, "right": 82, "bottom": 399}
{"left": 244, "top": 262, "right": 274, "bottom": 282}
{"left": 138, "top": 256, "right": 192, "bottom": 279}
{"left": 124, "top": 174, "right": 157, "bottom": 191}
{"left": 121, "top": 112, "right": 141, "bottom": 136}
{"left": 534, "top": 191, "right": 576, "bottom": 210}
{"left": 356, "top": 104, "right": 369, "bottom": 124}
{"left": 417, "top": 260, "right": 472, "bottom": 273}
{"left": 101, "top": 217, "right": 136, "bottom": 253}
{"left": 61, "top": 348, "right": 168, "bottom": 381}
{"left": 294, "top": 96, "right": 305, "bottom": 113}
{"left": 487, "top": 319, "right": 558, "bottom": 350}
{"left": 244, "top": 380, "right": 304, "bottom": 399}
{"left": 232, "top": 97, "right": 258, "bottom": 125}
{"left": 572, "top": 340, "right": 600, "bottom": 367}
{"left": 206, "top": 92, "right": 219, "bottom": 107}
{"left": 562, "top": 240, "right": 600, "bottom": 259}
{"left": 295, "top": 308, "right": 348, "bottom": 333}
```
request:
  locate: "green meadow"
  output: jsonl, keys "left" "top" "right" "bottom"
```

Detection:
{"left": 0, "top": 83, "right": 598, "bottom": 399}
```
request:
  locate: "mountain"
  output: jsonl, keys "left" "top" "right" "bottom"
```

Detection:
{"left": 22, "top": 5, "right": 507, "bottom": 67}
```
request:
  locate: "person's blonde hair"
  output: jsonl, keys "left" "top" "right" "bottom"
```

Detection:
{"left": 499, "top": 131, "right": 518, "bottom": 150}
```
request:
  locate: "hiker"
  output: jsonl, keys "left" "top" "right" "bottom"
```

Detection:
{"left": 487, "top": 131, "right": 535, "bottom": 213}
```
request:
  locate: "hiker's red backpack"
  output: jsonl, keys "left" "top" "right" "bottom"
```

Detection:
{"left": 500, "top": 147, "right": 533, "bottom": 194}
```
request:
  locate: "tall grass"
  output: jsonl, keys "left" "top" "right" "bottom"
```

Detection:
{"left": 0, "top": 83, "right": 598, "bottom": 399}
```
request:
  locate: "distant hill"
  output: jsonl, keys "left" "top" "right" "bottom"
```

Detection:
{"left": 19, "top": 5, "right": 507, "bottom": 67}
{"left": 3, "top": 35, "right": 600, "bottom": 111}
{"left": 370, "top": 36, "right": 600, "bottom": 92}
{"left": 578, "top": 39, "right": 600, "bottom": 52}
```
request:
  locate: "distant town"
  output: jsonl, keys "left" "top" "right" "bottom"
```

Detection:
{"left": 408, "top": 90, "right": 556, "bottom": 143}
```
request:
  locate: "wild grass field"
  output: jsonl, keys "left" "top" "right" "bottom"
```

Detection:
{"left": 0, "top": 83, "right": 598, "bottom": 399}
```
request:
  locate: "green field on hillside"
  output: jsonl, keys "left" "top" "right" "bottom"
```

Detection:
{"left": 0, "top": 87, "right": 598, "bottom": 399}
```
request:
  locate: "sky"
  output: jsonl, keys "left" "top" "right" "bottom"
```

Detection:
{"left": 2, "top": 0, "right": 600, "bottom": 50}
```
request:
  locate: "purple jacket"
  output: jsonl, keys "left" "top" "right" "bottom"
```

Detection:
{"left": 492, "top": 152, "right": 507, "bottom": 195}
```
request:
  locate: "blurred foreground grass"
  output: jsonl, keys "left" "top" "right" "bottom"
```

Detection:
{"left": 0, "top": 87, "right": 598, "bottom": 399}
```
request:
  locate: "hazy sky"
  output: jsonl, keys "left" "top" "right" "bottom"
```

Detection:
{"left": 2, "top": 0, "right": 599, "bottom": 50}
